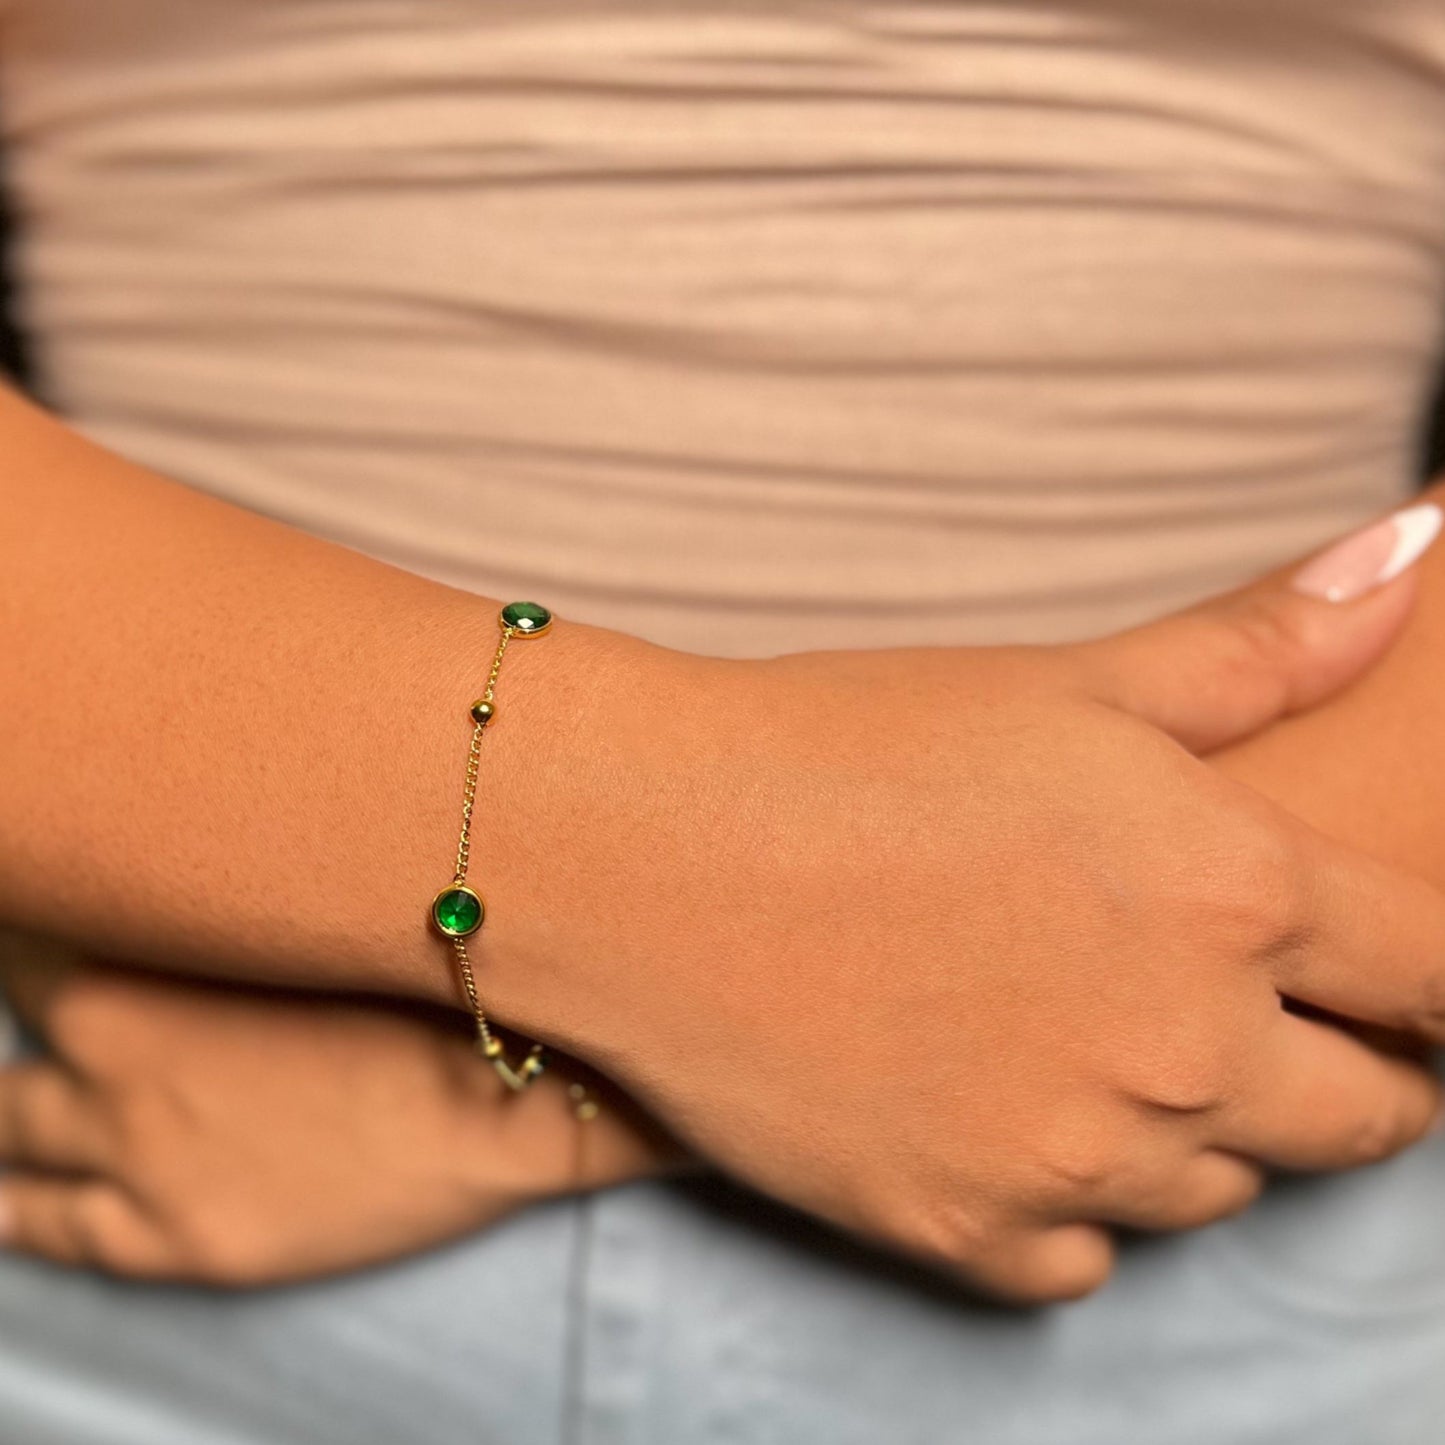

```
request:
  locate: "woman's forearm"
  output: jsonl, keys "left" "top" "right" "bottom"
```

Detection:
{"left": 1215, "top": 478, "right": 1445, "bottom": 891}
{"left": 11, "top": 384, "right": 1445, "bottom": 1300}
{"left": 0, "top": 383, "right": 679, "bottom": 1004}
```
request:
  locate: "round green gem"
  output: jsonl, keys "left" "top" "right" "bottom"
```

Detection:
{"left": 500, "top": 600, "right": 552, "bottom": 636}
{"left": 431, "top": 885, "right": 484, "bottom": 937}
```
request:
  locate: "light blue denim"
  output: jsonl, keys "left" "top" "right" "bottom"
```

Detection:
{"left": 1, "top": 1002, "right": 1443, "bottom": 1445}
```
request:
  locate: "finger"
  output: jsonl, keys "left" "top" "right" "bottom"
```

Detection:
{"left": 1071, "top": 503, "right": 1441, "bottom": 753}
{"left": 1110, "top": 1150, "right": 1264, "bottom": 1232}
{"left": 0, "top": 1177, "right": 163, "bottom": 1276}
{"left": 1270, "top": 813, "right": 1445, "bottom": 1042}
{"left": 0, "top": 939, "right": 79, "bottom": 1034}
{"left": 1034, "top": 1148, "right": 1265, "bottom": 1233}
{"left": 0, "top": 1063, "right": 110, "bottom": 1173}
{"left": 966, "top": 1222, "right": 1117, "bottom": 1306}
{"left": 1214, "top": 1010, "right": 1443, "bottom": 1171}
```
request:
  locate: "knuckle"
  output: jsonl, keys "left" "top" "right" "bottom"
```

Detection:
{"left": 903, "top": 1200, "right": 997, "bottom": 1274}
{"left": 1224, "top": 600, "right": 1308, "bottom": 702}
{"left": 1029, "top": 1119, "right": 1130, "bottom": 1201}
{"left": 1201, "top": 818, "right": 1313, "bottom": 967}
{"left": 1128, "top": 1040, "right": 1239, "bottom": 1117}
{"left": 1342, "top": 1104, "right": 1411, "bottom": 1167}
{"left": 1001, "top": 1231, "right": 1115, "bottom": 1305}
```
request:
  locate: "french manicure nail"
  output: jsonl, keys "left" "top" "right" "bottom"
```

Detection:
{"left": 1291, "top": 502, "right": 1444, "bottom": 602}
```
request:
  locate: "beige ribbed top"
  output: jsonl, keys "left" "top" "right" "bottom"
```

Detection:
{"left": 3, "top": 1, "right": 1445, "bottom": 655}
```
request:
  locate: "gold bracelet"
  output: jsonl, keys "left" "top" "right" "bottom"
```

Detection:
{"left": 429, "top": 600, "right": 553, "bottom": 1093}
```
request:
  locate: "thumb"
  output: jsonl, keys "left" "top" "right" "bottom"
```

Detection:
{"left": 1071, "top": 501, "right": 1443, "bottom": 754}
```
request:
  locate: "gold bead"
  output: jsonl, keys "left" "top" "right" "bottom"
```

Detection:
{"left": 470, "top": 698, "right": 496, "bottom": 726}
{"left": 568, "top": 1081, "right": 600, "bottom": 1121}
{"left": 481, "top": 1037, "right": 503, "bottom": 1060}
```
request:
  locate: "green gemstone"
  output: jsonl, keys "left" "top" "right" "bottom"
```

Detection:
{"left": 500, "top": 600, "right": 552, "bottom": 635}
{"left": 431, "top": 885, "right": 484, "bottom": 937}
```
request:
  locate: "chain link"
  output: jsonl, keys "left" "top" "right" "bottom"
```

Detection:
{"left": 452, "top": 626, "right": 512, "bottom": 884}
{"left": 441, "top": 617, "right": 558, "bottom": 1100}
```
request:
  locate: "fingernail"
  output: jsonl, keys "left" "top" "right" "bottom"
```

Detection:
{"left": 1430, "top": 1100, "right": 1445, "bottom": 1137}
{"left": 0, "top": 1191, "right": 13, "bottom": 1245}
{"left": 1291, "top": 502, "right": 1443, "bottom": 602}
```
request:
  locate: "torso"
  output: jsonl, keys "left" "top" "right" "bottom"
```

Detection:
{"left": 4, "top": 0, "right": 1444, "bottom": 653}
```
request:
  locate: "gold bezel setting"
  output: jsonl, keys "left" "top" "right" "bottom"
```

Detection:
{"left": 430, "top": 883, "right": 485, "bottom": 938}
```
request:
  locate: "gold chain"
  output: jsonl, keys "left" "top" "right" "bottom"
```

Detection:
{"left": 452, "top": 627, "right": 510, "bottom": 883}
{"left": 430, "top": 604, "right": 594, "bottom": 1120}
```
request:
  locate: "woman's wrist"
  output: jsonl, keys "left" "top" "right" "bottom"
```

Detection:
{"left": 0, "top": 384, "right": 718, "bottom": 1015}
{"left": 464, "top": 614, "right": 744, "bottom": 1057}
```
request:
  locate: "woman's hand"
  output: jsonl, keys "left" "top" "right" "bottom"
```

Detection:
{"left": 8, "top": 391, "right": 1445, "bottom": 1306}
{"left": 1213, "top": 483, "right": 1445, "bottom": 1055}
{"left": 0, "top": 936, "right": 680, "bottom": 1286}
{"left": 469, "top": 508, "right": 1445, "bottom": 1306}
